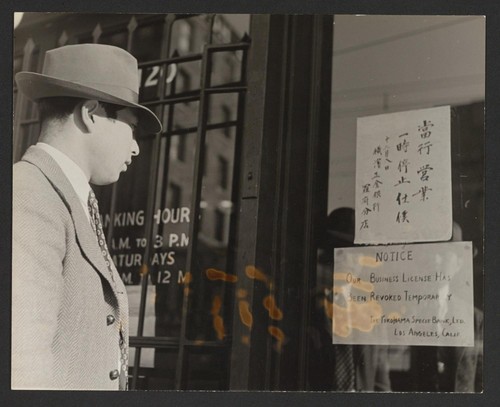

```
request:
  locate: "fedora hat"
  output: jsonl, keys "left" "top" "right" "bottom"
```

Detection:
{"left": 15, "top": 44, "right": 162, "bottom": 133}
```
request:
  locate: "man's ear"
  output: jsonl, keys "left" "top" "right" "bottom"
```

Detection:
{"left": 78, "top": 100, "right": 100, "bottom": 132}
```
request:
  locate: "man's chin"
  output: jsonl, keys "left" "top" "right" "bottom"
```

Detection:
{"left": 90, "top": 175, "right": 120, "bottom": 186}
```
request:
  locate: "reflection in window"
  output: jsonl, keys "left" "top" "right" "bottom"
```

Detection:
{"left": 199, "top": 201, "right": 208, "bottom": 237}
{"left": 170, "top": 135, "right": 186, "bottom": 162}
{"left": 172, "top": 100, "right": 200, "bottom": 130}
{"left": 177, "top": 20, "right": 192, "bottom": 53}
{"left": 213, "top": 15, "right": 233, "bottom": 44}
{"left": 100, "top": 29, "right": 127, "bottom": 49}
{"left": 167, "top": 182, "right": 182, "bottom": 209}
{"left": 133, "top": 20, "right": 165, "bottom": 102}
{"left": 177, "top": 68, "right": 191, "bottom": 94}
{"left": 214, "top": 209, "right": 225, "bottom": 242}
{"left": 203, "top": 146, "right": 208, "bottom": 175}
{"left": 78, "top": 35, "right": 93, "bottom": 44}
{"left": 211, "top": 52, "right": 242, "bottom": 88}
{"left": 132, "top": 21, "right": 163, "bottom": 61}
{"left": 222, "top": 105, "right": 231, "bottom": 138}
{"left": 217, "top": 156, "right": 229, "bottom": 190}
{"left": 14, "top": 55, "right": 23, "bottom": 77}
{"left": 184, "top": 349, "right": 227, "bottom": 390}
{"left": 165, "top": 60, "right": 201, "bottom": 98}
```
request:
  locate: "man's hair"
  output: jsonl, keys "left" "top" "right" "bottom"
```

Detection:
{"left": 37, "top": 97, "right": 124, "bottom": 125}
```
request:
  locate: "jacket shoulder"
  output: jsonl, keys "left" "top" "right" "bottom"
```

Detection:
{"left": 14, "top": 160, "right": 47, "bottom": 189}
{"left": 13, "top": 160, "right": 69, "bottom": 214}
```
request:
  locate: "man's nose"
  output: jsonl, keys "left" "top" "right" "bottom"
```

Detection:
{"left": 131, "top": 139, "right": 140, "bottom": 156}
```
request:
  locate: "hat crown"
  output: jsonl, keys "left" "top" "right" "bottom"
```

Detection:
{"left": 42, "top": 44, "right": 139, "bottom": 99}
{"left": 15, "top": 43, "right": 162, "bottom": 133}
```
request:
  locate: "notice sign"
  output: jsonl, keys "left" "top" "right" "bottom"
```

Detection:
{"left": 332, "top": 242, "right": 474, "bottom": 347}
{"left": 355, "top": 106, "right": 452, "bottom": 244}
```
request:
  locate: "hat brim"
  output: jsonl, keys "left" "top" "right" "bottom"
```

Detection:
{"left": 16, "top": 72, "right": 162, "bottom": 134}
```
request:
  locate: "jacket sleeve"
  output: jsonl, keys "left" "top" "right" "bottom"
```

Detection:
{"left": 12, "top": 165, "right": 66, "bottom": 389}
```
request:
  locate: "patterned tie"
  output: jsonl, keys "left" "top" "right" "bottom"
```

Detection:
{"left": 88, "top": 190, "right": 128, "bottom": 390}
{"left": 88, "top": 190, "right": 115, "bottom": 281}
{"left": 334, "top": 345, "right": 356, "bottom": 391}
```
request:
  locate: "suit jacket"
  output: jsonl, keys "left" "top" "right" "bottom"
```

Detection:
{"left": 12, "top": 145, "right": 129, "bottom": 390}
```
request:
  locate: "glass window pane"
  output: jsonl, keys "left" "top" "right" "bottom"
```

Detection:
{"left": 170, "top": 100, "right": 200, "bottom": 130}
{"left": 29, "top": 48, "right": 39, "bottom": 72}
{"left": 207, "top": 92, "right": 238, "bottom": 129}
{"left": 129, "top": 347, "right": 177, "bottom": 389}
{"left": 211, "top": 51, "right": 243, "bottom": 87}
{"left": 139, "top": 64, "right": 163, "bottom": 102}
{"left": 172, "top": 19, "right": 192, "bottom": 54}
{"left": 318, "top": 14, "right": 485, "bottom": 392}
{"left": 178, "top": 15, "right": 212, "bottom": 54}
{"left": 149, "top": 132, "right": 197, "bottom": 338}
{"left": 213, "top": 15, "right": 250, "bottom": 44}
{"left": 132, "top": 20, "right": 164, "bottom": 61}
{"left": 184, "top": 348, "right": 228, "bottom": 389}
{"left": 100, "top": 29, "right": 127, "bottom": 49}
{"left": 169, "top": 134, "right": 187, "bottom": 162}
{"left": 13, "top": 55, "right": 23, "bottom": 77}
{"left": 134, "top": 20, "right": 167, "bottom": 102}
{"left": 165, "top": 60, "right": 202, "bottom": 97}
{"left": 183, "top": 128, "right": 237, "bottom": 342}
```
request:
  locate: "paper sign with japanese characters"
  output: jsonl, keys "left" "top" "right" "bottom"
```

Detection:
{"left": 355, "top": 106, "right": 452, "bottom": 244}
{"left": 331, "top": 242, "right": 474, "bottom": 347}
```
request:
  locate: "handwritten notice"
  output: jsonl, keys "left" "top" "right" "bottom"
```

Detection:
{"left": 355, "top": 106, "right": 452, "bottom": 244}
{"left": 332, "top": 242, "right": 474, "bottom": 347}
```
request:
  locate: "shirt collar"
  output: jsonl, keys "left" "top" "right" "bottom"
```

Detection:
{"left": 36, "top": 142, "right": 91, "bottom": 208}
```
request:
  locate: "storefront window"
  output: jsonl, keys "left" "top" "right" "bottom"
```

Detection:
{"left": 319, "top": 15, "right": 484, "bottom": 392}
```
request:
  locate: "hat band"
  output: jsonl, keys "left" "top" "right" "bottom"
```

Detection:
{"left": 68, "top": 80, "right": 139, "bottom": 104}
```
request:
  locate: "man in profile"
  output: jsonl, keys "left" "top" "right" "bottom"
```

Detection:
{"left": 12, "top": 44, "right": 161, "bottom": 390}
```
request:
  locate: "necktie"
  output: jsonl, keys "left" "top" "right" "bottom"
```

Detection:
{"left": 88, "top": 190, "right": 115, "bottom": 281}
{"left": 334, "top": 345, "right": 356, "bottom": 391}
{"left": 88, "top": 190, "right": 128, "bottom": 390}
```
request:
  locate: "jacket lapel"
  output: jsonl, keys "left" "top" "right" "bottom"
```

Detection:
{"left": 21, "top": 145, "right": 120, "bottom": 296}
